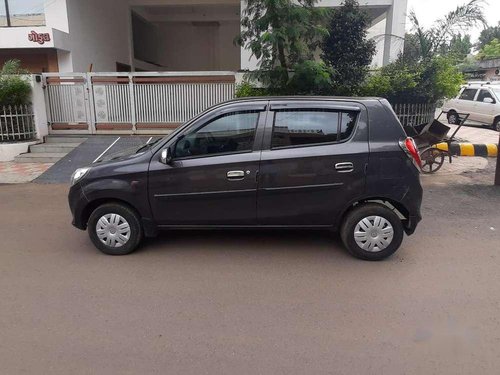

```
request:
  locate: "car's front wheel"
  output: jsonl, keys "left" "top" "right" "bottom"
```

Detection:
{"left": 447, "top": 111, "right": 459, "bottom": 125}
{"left": 340, "top": 203, "right": 404, "bottom": 261}
{"left": 88, "top": 203, "right": 143, "bottom": 255}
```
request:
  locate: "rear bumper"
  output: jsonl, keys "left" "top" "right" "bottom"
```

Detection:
{"left": 401, "top": 180, "right": 423, "bottom": 236}
{"left": 404, "top": 213, "right": 422, "bottom": 235}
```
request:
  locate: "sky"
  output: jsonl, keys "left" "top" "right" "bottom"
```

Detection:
{"left": 406, "top": 0, "right": 500, "bottom": 42}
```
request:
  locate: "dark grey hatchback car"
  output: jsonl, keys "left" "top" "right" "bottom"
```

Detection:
{"left": 69, "top": 97, "right": 423, "bottom": 260}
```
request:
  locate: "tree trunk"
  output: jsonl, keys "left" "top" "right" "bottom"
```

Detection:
{"left": 277, "top": 42, "right": 289, "bottom": 80}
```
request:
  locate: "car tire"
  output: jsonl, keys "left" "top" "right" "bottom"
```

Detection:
{"left": 87, "top": 203, "right": 143, "bottom": 255}
{"left": 447, "top": 111, "right": 459, "bottom": 125}
{"left": 340, "top": 203, "right": 404, "bottom": 261}
{"left": 493, "top": 117, "right": 500, "bottom": 132}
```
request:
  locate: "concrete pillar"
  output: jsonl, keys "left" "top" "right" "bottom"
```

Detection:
{"left": 56, "top": 50, "right": 73, "bottom": 72}
{"left": 30, "top": 75, "right": 48, "bottom": 140}
{"left": 382, "top": 0, "right": 407, "bottom": 65}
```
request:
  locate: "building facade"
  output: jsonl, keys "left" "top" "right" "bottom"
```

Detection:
{"left": 0, "top": 0, "right": 407, "bottom": 73}
{"left": 463, "top": 58, "right": 500, "bottom": 82}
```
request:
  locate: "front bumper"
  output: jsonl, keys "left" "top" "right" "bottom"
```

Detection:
{"left": 68, "top": 182, "right": 89, "bottom": 230}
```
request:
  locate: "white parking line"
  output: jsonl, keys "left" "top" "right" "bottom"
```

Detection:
{"left": 93, "top": 137, "right": 121, "bottom": 163}
{"left": 146, "top": 137, "right": 153, "bottom": 144}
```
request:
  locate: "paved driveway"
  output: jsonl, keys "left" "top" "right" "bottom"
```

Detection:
{"left": 0, "top": 160, "right": 499, "bottom": 374}
{"left": 447, "top": 123, "right": 499, "bottom": 144}
{"left": 35, "top": 136, "right": 160, "bottom": 184}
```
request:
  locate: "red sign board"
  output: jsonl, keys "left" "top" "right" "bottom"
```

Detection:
{"left": 28, "top": 30, "right": 51, "bottom": 45}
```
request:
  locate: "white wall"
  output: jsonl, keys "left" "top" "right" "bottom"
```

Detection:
{"left": 0, "top": 27, "right": 56, "bottom": 49}
{"left": 132, "top": 13, "right": 159, "bottom": 65}
{"left": 56, "top": 50, "right": 73, "bottom": 72}
{"left": 63, "top": 0, "right": 132, "bottom": 72}
{"left": 44, "top": 0, "right": 70, "bottom": 33}
{"left": 156, "top": 20, "right": 240, "bottom": 71}
{"left": 368, "top": 18, "right": 386, "bottom": 68}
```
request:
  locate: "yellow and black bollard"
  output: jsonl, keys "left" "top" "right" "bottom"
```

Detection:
{"left": 434, "top": 142, "right": 498, "bottom": 158}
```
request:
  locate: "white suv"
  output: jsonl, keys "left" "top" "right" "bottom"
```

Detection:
{"left": 442, "top": 83, "right": 500, "bottom": 131}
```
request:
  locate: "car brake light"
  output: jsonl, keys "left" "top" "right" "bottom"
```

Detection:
{"left": 399, "top": 137, "right": 422, "bottom": 171}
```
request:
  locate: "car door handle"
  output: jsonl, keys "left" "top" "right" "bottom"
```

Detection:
{"left": 227, "top": 170, "right": 245, "bottom": 180}
{"left": 335, "top": 162, "right": 354, "bottom": 173}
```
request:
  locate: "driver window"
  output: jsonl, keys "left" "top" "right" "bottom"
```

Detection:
{"left": 476, "top": 89, "right": 494, "bottom": 102}
{"left": 174, "top": 111, "right": 260, "bottom": 158}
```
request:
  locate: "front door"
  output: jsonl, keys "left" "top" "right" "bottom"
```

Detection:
{"left": 148, "top": 104, "right": 266, "bottom": 226}
{"left": 457, "top": 88, "right": 479, "bottom": 122}
{"left": 474, "top": 89, "right": 497, "bottom": 124}
{"left": 257, "top": 101, "right": 369, "bottom": 226}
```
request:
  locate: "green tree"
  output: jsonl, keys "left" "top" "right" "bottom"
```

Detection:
{"left": 477, "top": 38, "right": 500, "bottom": 60}
{"left": 287, "top": 60, "right": 332, "bottom": 95}
{"left": 402, "top": 33, "right": 422, "bottom": 63}
{"left": 439, "top": 33, "right": 472, "bottom": 63}
{"left": 477, "top": 22, "right": 500, "bottom": 50}
{"left": 321, "top": 0, "right": 375, "bottom": 95}
{"left": 237, "top": 0, "right": 327, "bottom": 92}
{"left": 0, "top": 60, "right": 31, "bottom": 107}
{"left": 408, "top": 0, "right": 486, "bottom": 61}
{"left": 362, "top": 57, "right": 463, "bottom": 103}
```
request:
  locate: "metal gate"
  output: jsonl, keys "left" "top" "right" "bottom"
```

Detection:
{"left": 44, "top": 73, "right": 92, "bottom": 133}
{"left": 43, "top": 72, "right": 237, "bottom": 135}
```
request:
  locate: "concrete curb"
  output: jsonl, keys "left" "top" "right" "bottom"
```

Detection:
{"left": 434, "top": 142, "right": 498, "bottom": 157}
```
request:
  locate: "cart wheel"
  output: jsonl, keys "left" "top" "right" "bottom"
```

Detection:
{"left": 421, "top": 147, "right": 446, "bottom": 174}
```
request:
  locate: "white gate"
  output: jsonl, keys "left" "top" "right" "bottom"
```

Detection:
{"left": 44, "top": 73, "right": 92, "bottom": 133}
{"left": 43, "top": 72, "right": 236, "bottom": 134}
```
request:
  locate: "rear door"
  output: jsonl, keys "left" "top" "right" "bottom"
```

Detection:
{"left": 257, "top": 100, "right": 369, "bottom": 226}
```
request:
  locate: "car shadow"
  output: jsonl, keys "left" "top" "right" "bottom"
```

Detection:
{"left": 137, "top": 228, "right": 348, "bottom": 259}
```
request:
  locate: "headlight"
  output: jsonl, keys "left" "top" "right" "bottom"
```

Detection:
{"left": 70, "top": 167, "right": 90, "bottom": 186}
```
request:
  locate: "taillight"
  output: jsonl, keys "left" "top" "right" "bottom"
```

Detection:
{"left": 399, "top": 137, "right": 422, "bottom": 171}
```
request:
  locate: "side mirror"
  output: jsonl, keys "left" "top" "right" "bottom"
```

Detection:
{"left": 483, "top": 97, "right": 495, "bottom": 104}
{"left": 160, "top": 147, "right": 172, "bottom": 164}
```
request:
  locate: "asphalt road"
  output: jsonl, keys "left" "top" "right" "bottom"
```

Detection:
{"left": 1, "top": 166, "right": 499, "bottom": 374}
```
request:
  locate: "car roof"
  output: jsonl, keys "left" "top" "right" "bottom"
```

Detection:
{"left": 464, "top": 83, "right": 500, "bottom": 89}
{"left": 222, "top": 96, "right": 384, "bottom": 104}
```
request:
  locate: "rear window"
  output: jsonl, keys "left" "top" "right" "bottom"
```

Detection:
{"left": 459, "top": 88, "right": 477, "bottom": 101}
{"left": 271, "top": 109, "right": 358, "bottom": 148}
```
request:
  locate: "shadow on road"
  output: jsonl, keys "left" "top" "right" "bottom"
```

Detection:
{"left": 138, "top": 229, "right": 348, "bottom": 259}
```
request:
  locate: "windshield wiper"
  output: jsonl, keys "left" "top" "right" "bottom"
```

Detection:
{"left": 136, "top": 138, "right": 160, "bottom": 153}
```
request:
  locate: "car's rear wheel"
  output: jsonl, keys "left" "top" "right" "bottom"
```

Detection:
{"left": 493, "top": 117, "right": 500, "bottom": 132}
{"left": 340, "top": 203, "right": 404, "bottom": 261}
{"left": 88, "top": 203, "right": 143, "bottom": 255}
{"left": 447, "top": 111, "right": 459, "bottom": 125}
